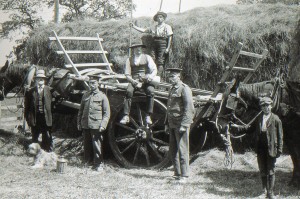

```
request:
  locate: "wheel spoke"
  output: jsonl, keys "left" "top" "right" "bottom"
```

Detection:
{"left": 140, "top": 144, "right": 150, "bottom": 166}
{"left": 121, "top": 140, "right": 136, "bottom": 154}
{"left": 129, "top": 116, "right": 140, "bottom": 129}
{"left": 133, "top": 142, "right": 141, "bottom": 164}
{"left": 136, "top": 104, "right": 144, "bottom": 126}
{"left": 116, "top": 134, "right": 136, "bottom": 143}
{"left": 151, "top": 138, "right": 168, "bottom": 146}
{"left": 116, "top": 123, "right": 136, "bottom": 132}
{"left": 148, "top": 141, "right": 163, "bottom": 160}
{"left": 152, "top": 129, "right": 166, "bottom": 135}
{"left": 150, "top": 115, "right": 165, "bottom": 128}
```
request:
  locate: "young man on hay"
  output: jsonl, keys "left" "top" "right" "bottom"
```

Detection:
{"left": 130, "top": 11, "right": 173, "bottom": 78}
{"left": 232, "top": 96, "right": 283, "bottom": 199}
{"left": 119, "top": 43, "right": 158, "bottom": 125}
{"left": 24, "top": 69, "right": 54, "bottom": 152}
{"left": 164, "top": 68, "right": 194, "bottom": 184}
{"left": 77, "top": 76, "right": 111, "bottom": 172}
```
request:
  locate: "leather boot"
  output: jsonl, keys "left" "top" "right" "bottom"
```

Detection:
{"left": 268, "top": 175, "right": 275, "bottom": 199}
{"left": 261, "top": 176, "right": 267, "bottom": 197}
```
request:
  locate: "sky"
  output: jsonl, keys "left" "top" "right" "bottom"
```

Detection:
{"left": 0, "top": 0, "right": 236, "bottom": 66}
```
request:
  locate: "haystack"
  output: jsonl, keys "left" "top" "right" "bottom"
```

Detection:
{"left": 24, "top": 4, "right": 300, "bottom": 89}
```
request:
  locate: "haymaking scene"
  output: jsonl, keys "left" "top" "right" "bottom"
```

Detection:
{"left": 0, "top": 0, "right": 300, "bottom": 198}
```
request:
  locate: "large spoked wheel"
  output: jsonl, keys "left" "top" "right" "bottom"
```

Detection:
{"left": 108, "top": 96, "right": 170, "bottom": 169}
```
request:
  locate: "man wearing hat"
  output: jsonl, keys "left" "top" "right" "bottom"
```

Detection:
{"left": 232, "top": 96, "right": 283, "bottom": 199}
{"left": 120, "top": 43, "right": 157, "bottom": 125}
{"left": 77, "top": 75, "right": 110, "bottom": 171}
{"left": 130, "top": 11, "right": 173, "bottom": 77}
{"left": 164, "top": 68, "right": 195, "bottom": 183}
{"left": 24, "top": 69, "right": 54, "bottom": 152}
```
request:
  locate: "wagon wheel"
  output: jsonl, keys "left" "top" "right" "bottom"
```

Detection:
{"left": 108, "top": 96, "right": 170, "bottom": 169}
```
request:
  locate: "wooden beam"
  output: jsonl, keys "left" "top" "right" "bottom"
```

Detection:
{"left": 232, "top": 67, "right": 255, "bottom": 72}
{"left": 65, "top": 63, "right": 113, "bottom": 68}
{"left": 239, "top": 50, "right": 263, "bottom": 59}
{"left": 49, "top": 36, "right": 103, "bottom": 41}
{"left": 56, "top": 50, "right": 108, "bottom": 54}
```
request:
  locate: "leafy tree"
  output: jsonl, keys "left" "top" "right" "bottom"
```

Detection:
{"left": 237, "top": 0, "right": 300, "bottom": 4}
{"left": 47, "top": 0, "right": 135, "bottom": 22}
{"left": 0, "top": 0, "right": 46, "bottom": 37}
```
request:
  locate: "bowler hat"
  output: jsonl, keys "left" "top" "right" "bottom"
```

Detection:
{"left": 153, "top": 11, "right": 167, "bottom": 22}
{"left": 35, "top": 69, "right": 47, "bottom": 78}
{"left": 129, "top": 43, "right": 146, "bottom": 49}
{"left": 259, "top": 97, "right": 273, "bottom": 106}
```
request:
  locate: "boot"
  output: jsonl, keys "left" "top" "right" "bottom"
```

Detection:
{"left": 261, "top": 176, "right": 267, "bottom": 197}
{"left": 120, "top": 115, "right": 130, "bottom": 124}
{"left": 145, "top": 115, "right": 152, "bottom": 125}
{"left": 268, "top": 175, "right": 275, "bottom": 199}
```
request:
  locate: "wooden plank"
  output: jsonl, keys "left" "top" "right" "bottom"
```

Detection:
{"left": 56, "top": 50, "right": 108, "bottom": 54}
{"left": 0, "top": 117, "right": 18, "bottom": 122}
{"left": 1, "top": 105, "right": 18, "bottom": 110}
{"left": 65, "top": 63, "right": 112, "bottom": 68}
{"left": 239, "top": 50, "right": 263, "bottom": 59}
{"left": 49, "top": 36, "right": 103, "bottom": 41}
{"left": 232, "top": 67, "right": 255, "bottom": 72}
{"left": 243, "top": 49, "right": 268, "bottom": 83}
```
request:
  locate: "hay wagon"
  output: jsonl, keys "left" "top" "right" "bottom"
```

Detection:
{"left": 49, "top": 31, "right": 268, "bottom": 169}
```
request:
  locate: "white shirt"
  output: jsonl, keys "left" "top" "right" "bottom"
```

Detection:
{"left": 38, "top": 85, "right": 44, "bottom": 94}
{"left": 261, "top": 113, "right": 271, "bottom": 131}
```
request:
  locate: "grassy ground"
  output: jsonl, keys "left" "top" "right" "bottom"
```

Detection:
{"left": 0, "top": 136, "right": 299, "bottom": 199}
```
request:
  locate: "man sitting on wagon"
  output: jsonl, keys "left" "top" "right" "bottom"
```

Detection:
{"left": 120, "top": 43, "right": 158, "bottom": 125}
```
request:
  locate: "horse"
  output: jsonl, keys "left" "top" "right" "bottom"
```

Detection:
{"left": 215, "top": 75, "right": 300, "bottom": 187}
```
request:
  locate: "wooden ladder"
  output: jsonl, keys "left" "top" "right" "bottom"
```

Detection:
{"left": 191, "top": 42, "right": 268, "bottom": 129}
{"left": 49, "top": 30, "right": 113, "bottom": 90}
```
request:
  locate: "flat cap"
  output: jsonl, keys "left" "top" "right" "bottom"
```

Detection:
{"left": 166, "top": 68, "right": 182, "bottom": 73}
{"left": 259, "top": 96, "right": 273, "bottom": 106}
{"left": 88, "top": 75, "right": 100, "bottom": 82}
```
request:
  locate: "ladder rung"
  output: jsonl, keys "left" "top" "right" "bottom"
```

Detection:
{"left": 239, "top": 50, "right": 263, "bottom": 59}
{"left": 232, "top": 66, "right": 255, "bottom": 72}
{"left": 56, "top": 50, "right": 108, "bottom": 54}
{"left": 49, "top": 36, "right": 103, "bottom": 41}
{"left": 65, "top": 63, "right": 112, "bottom": 68}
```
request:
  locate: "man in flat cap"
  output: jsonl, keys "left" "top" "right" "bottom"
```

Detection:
{"left": 164, "top": 68, "right": 195, "bottom": 183}
{"left": 130, "top": 11, "right": 173, "bottom": 78}
{"left": 24, "top": 69, "right": 54, "bottom": 152}
{"left": 77, "top": 75, "right": 111, "bottom": 171}
{"left": 232, "top": 96, "right": 283, "bottom": 199}
{"left": 120, "top": 43, "right": 157, "bottom": 125}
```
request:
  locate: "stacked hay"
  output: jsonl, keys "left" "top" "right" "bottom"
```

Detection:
{"left": 24, "top": 3, "right": 299, "bottom": 89}
{"left": 288, "top": 19, "right": 300, "bottom": 82}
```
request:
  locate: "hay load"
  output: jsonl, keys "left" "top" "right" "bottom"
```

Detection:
{"left": 24, "top": 3, "right": 299, "bottom": 89}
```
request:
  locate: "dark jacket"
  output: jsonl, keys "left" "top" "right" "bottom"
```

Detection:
{"left": 77, "top": 89, "right": 110, "bottom": 130}
{"left": 24, "top": 85, "right": 53, "bottom": 127}
{"left": 165, "top": 81, "right": 195, "bottom": 128}
{"left": 255, "top": 113, "right": 283, "bottom": 157}
{"left": 237, "top": 113, "right": 283, "bottom": 157}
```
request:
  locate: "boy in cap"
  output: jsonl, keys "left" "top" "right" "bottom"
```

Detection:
{"left": 164, "top": 68, "right": 195, "bottom": 183}
{"left": 120, "top": 43, "right": 157, "bottom": 125}
{"left": 24, "top": 69, "right": 54, "bottom": 152}
{"left": 232, "top": 96, "right": 283, "bottom": 199}
{"left": 130, "top": 11, "right": 173, "bottom": 78}
{"left": 77, "top": 75, "right": 111, "bottom": 171}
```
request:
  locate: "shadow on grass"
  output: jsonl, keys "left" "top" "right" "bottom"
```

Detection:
{"left": 192, "top": 169, "right": 300, "bottom": 198}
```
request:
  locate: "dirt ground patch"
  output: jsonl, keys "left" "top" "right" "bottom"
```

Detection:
{"left": 0, "top": 131, "right": 299, "bottom": 199}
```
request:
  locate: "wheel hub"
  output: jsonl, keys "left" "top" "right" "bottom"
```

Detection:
{"left": 135, "top": 127, "right": 151, "bottom": 141}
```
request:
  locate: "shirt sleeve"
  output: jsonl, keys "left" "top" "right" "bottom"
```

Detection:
{"left": 166, "top": 24, "right": 173, "bottom": 36}
{"left": 124, "top": 58, "right": 131, "bottom": 75}
{"left": 146, "top": 55, "right": 157, "bottom": 78}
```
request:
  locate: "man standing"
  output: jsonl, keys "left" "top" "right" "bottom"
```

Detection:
{"left": 232, "top": 96, "right": 283, "bottom": 199}
{"left": 24, "top": 69, "right": 53, "bottom": 152}
{"left": 165, "top": 68, "right": 195, "bottom": 183}
{"left": 77, "top": 76, "right": 110, "bottom": 171}
{"left": 119, "top": 43, "right": 157, "bottom": 125}
{"left": 130, "top": 11, "right": 173, "bottom": 77}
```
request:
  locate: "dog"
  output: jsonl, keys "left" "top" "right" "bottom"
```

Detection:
{"left": 27, "top": 143, "right": 57, "bottom": 169}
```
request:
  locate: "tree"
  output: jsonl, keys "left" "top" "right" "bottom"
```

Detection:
{"left": 0, "top": 0, "right": 46, "bottom": 37}
{"left": 47, "top": 0, "right": 135, "bottom": 22}
{"left": 236, "top": 0, "right": 300, "bottom": 4}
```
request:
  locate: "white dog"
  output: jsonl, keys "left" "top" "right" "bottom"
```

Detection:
{"left": 27, "top": 143, "right": 57, "bottom": 169}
